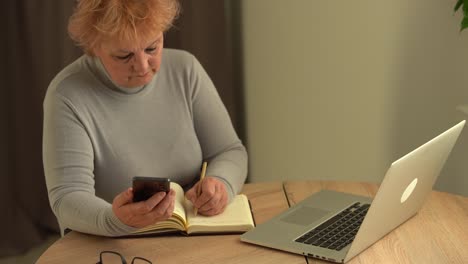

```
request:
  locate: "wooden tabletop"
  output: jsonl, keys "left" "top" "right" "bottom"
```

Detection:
{"left": 37, "top": 182, "right": 305, "bottom": 264}
{"left": 37, "top": 181, "right": 468, "bottom": 264}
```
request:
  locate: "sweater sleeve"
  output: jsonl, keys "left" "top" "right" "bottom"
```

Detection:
{"left": 43, "top": 92, "right": 137, "bottom": 237}
{"left": 189, "top": 55, "right": 248, "bottom": 201}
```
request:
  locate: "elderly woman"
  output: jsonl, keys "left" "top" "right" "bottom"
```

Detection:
{"left": 43, "top": 0, "right": 247, "bottom": 237}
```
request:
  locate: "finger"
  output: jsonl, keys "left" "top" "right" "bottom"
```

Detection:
{"left": 131, "top": 193, "right": 174, "bottom": 228}
{"left": 112, "top": 188, "right": 133, "bottom": 209}
{"left": 199, "top": 186, "right": 228, "bottom": 215}
{"left": 148, "top": 189, "right": 175, "bottom": 220}
{"left": 194, "top": 179, "right": 216, "bottom": 208}
{"left": 133, "top": 191, "right": 166, "bottom": 214}
{"left": 199, "top": 199, "right": 227, "bottom": 216}
{"left": 198, "top": 186, "right": 222, "bottom": 212}
{"left": 199, "top": 207, "right": 219, "bottom": 216}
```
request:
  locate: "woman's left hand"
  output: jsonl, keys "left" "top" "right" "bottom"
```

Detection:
{"left": 185, "top": 177, "right": 228, "bottom": 216}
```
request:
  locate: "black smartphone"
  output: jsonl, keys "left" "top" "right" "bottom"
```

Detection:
{"left": 132, "top": 176, "right": 170, "bottom": 202}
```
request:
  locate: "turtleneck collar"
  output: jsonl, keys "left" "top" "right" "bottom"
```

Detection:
{"left": 88, "top": 55, "right": 151, "bottom": 95}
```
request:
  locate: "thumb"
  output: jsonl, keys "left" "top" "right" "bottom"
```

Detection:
{"left": 113, "top": 188, "right": 133, "bottom": 208}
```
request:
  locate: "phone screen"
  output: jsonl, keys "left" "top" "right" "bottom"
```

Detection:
{"left": 132, "top": 177, "right": 170, "bottom": 202}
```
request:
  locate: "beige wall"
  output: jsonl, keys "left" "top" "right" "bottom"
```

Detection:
{"left": 241, "top": 0, "right": 468, "bottom": 196}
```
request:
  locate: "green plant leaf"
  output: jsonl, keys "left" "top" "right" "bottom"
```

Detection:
{"left": 455, "top": 0, "right": 468, "bottom": 32}
{"left": 464, "top": 0, "right": 468, "bottom": 14}
{"left": 455, "top": 0, "right": 463, "bottom": 12}
{"left": 461, "top": 16, "right": 468, "bottom": 31}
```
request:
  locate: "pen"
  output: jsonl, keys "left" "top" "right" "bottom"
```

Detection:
{"left": 194, "top": 161, "right": 207, "bottom": 216}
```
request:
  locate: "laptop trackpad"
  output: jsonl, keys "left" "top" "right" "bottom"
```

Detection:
{"left": 281, "top": 206, "right": 331, "bottom": 226}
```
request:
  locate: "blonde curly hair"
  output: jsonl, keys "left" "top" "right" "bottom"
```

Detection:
{"left": 68, "top": 0, "right": 180, "bottom": 55}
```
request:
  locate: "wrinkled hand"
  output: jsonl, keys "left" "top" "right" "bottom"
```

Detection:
{"left": 185, "top": 177, "right": 228, "bottom": 216}
{"left": 112, "top": 188, "right": 176, "bottom": 228}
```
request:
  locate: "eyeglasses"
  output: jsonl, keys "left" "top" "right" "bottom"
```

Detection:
{"left": 96, "top": 250, "right": 152, "bottom": 264}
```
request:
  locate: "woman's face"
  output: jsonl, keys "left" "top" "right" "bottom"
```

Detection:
{"left": 94, "top": 33, "right": 164, "bottom": 88}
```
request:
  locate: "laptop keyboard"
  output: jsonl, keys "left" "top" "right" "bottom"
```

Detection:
{"left": 295, "top": 202, "right": 370, "bottom": 251}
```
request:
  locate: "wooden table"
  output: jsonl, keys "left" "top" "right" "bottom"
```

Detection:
{"left": 37, "top": 181, "right": 468, "bottom": 264}
{"left": 37, "top": 182, "right": 305, "bottom": 264}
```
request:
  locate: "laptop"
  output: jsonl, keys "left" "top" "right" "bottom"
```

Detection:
{"left": 241, "top": 120, "right": 465, "bottom": 263}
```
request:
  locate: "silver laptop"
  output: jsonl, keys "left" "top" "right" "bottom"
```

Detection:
{"left": 241, "top": 120, "right": 465, "bottom": 263}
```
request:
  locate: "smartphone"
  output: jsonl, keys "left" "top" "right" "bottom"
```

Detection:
{"left": 132, "top": 176, "right": 171, "bottom": 202}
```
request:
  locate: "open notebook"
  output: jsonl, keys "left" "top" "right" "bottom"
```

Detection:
{"left": 132, "top": 182, "right": 254, "bottom": 235}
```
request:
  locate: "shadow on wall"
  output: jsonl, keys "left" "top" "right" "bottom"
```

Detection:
{"left": 390, "top": 0, "right": 468, "bottom": 196}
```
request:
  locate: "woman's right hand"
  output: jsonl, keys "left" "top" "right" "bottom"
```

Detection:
{"left": 112, "top": 188, "right": 176, "bottom": 228}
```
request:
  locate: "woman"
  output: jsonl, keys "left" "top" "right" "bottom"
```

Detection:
{"left": 43, "top": 0, "right": 247, "bottom": 237}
